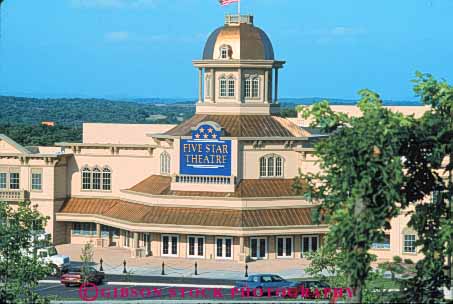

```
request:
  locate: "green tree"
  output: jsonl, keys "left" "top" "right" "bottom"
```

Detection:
{"left": 398, "top": 73, "right": 453, "bottom": 303}
{"left": 80, "top": 242, "right": 94, "bottom": 285}
{"left": 0, "top": 201, "right": 52, "bottom": 304}
{"left": 299, "top": 90, "right": 419, "bottom": 302}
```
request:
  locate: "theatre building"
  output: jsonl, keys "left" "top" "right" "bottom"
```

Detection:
{"left": 0, "top": 15, "right": 424, "bottom": 262}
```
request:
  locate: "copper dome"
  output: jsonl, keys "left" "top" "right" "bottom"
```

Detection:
{"left": 202, "top": 16, "right": 275, "bottom": 61}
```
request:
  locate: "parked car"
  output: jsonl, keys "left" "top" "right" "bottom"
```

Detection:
{"left": 235, "top": 274, "right": 302, "bottom": 293}
{"left": 60, "top": 266, "right": 105, "bottom": 287}
{"left": 297, "top": 279, "right": 331, "bottom": 299}
{"left": 37, "top": 246, "right": 70, "bottom": 275}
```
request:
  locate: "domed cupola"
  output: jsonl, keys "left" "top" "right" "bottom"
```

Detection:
{"left": 193, "top": 15, "right": 285, "bottom": 115}
{"left": 202, "top": 15, "right": 275, "bottom": 61}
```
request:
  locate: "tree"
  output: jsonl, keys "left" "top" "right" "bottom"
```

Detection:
{"left": 299, "top": 90, "right": 419, "bottom": 302}
{"left": 0, "top": 201, "right": 52, "bottom": 304}
{"left": 398, "top": 73, "right": 453, "bottom": 303}
{"left": 80, "top": 242, "right": 94, "bottom": 285}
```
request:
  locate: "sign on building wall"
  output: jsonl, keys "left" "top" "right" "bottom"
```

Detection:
{"left": 180, "top": 122, "right": 232, "bottom": 176}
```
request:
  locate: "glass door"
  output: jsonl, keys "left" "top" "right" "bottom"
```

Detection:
{"left": 250, "top": 237, "right": 267, "bottom": 259}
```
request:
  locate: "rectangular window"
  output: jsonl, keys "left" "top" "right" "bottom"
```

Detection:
{"left": 276, "top": 236, "right": 293, "bottom": 258}
{"left": 0, "top": 172, "right": 6, "bottom": 189}
{"left": 161, "top": 235, "right": 178, "bottom": 256}
{"left": 228, "top": 79, "right": 235, "bottom": 97}
{"left": 72, "top": 223, "right": 96, "bottom": 236}
{"left": 220, "top": 79, "right": 227, "bottom": 97}
{"left": 215, "top": 237, "right": 233, "bottom": 259}
{"left": 403, "top": 235, "right": 416, "bottom": 253}
{"left": 31, "top": 170, "right": 42, "bottom": 191}
{"left": 267, "top": 157, "right": 274, "bottom": 177}
{"left": 245, "top": 79, "right": 251, "bottom": 98}
{"left": 275, "top": 157, "right": 283, "bottom": 177}
{"left": 250, "top": 237, "right": 267, "bottom": 259}
{"left": 9, "top": 172, "right": 20, "bottom": 190}
{"left": 371, "top": 234, "right": 391, "bottom": 249}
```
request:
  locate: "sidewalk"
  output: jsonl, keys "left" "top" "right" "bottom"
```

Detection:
{"left": 56, "top": 244, "right": 311, "bottom": 280}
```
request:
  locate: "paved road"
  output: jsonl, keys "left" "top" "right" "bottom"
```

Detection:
{"left": 36, "top": 275, "right": 327, "bottom": 302}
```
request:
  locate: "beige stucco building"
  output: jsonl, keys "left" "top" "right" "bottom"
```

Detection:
{"left": 0, "top": 15, "right": 427, "bottom": 263}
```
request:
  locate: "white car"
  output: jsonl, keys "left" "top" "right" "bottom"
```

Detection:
{"left": 37, "top": 246, "right": 71, "bottom": 275}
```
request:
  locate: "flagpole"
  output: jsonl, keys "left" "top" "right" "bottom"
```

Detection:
{"left": 238, "top": 0, "right": 241, "bottom": 16}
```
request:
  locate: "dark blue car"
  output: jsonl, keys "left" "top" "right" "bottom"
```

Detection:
{"left": 235, "top": 274, "right": 301, "bottom": 290}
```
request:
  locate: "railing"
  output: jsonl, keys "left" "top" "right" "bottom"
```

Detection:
{"left": 0, "top": 189, "right": 26, "bottom": 202}
{"left": 175, "top": 175, "right": 235, "bottom": 185}
{"left": 225, "top": 15, "right": 253, "bottom": 25}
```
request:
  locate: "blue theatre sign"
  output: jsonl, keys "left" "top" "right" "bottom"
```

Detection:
{"left": 180, "top": 122, "right": 232, "bottom": 176}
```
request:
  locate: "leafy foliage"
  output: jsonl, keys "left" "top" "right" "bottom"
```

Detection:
{"left": 80, "top": 242, "right": 94, "bottom": 285}
{"left": 0, "top": 201, "right": 52, "bottom": 304}
{"left": 300, "top": 89, "right": 420, "bottom": 302}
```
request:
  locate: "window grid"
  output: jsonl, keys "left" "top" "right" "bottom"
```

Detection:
{"left": 245, "top": 79, "right": 251, "bottom": 98}
{"left": 259, "top": 155, "right": 284, "bottom": 178}
{"left": 228, "top": 79, "right": 235, "bottom": 97}
{"left": 92, "top": 168, "right": 101, "bottom": 190}
{"left": 404, "top": 235, "right": 416, "bottom": 253}
{"left": 31, "top": 172, "right": 42, "bottom": 191}
{"left": 0, "top": 173, "right": 7, "bottom": 189}
{"left": 221, "top": 47, "right": 228, "bottom": 59}
{"left": 206, "top": 77, "right": 211, "bottom": 98}
{"left": 160, "top": 152, "right": 171, "bottom": 175}
{"left": 252, "top": 78, "right": 260, "bottom": 97}
{"left": 102, "top": 168, "right": 111, "bottom": 191}
{"left": 371, "top": 234, "right": 391, "bottom": 249}
{"left": 9, "top": 172, "right": 20, "bottom": 190}
{"left": 72, "top": 223, "right": 96, "bottom": 236}
{"left": 220, "top": 79, "right": 227, "bottom": 97}
{"left": 81, "top": 166, "right": 112, "bottom": 191}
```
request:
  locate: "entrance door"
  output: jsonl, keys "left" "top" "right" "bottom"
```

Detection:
{"left": 301, "top": 235, "right": 319, "bottom": 257}
{"left": 215, "top": 237, "right": 233, "bottom": 260}
{"left": 250, "top": 237, "right": 267, "bottom": 259}
{"left": 187, "top": 236, "right": 205, "bottom": 258}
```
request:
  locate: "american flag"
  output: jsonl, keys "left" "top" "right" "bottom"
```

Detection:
{"left": 219, "top": 0, "right": 239, "bottom": 6}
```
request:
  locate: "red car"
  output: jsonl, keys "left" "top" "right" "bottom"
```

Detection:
{"left": 60, "top": 266, "right": 105, "bottom": 287}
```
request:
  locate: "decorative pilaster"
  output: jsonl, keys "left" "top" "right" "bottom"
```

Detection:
{"left": 198, "top": 68, "right": 203, "bottom": 103}
{"left": 274, "top": 68, "right": 279, "bottom": 103}
{"left": 238, "top": 68, "right": 243, "bottom": 103}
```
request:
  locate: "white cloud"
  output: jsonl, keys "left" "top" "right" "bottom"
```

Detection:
{"left": 105, "top": 31, "right": 130, "bottom": 42}
{"left": 71, "top": 0, "right": 156, "bottom": 9}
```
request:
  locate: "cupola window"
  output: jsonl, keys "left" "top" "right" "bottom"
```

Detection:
{"left": 220, "top": 45, "right": 232, "bottom": 59}
{"left": 220, "top": 76, "right": 235, "bottom": 97}
{"left": 245, "top": 77, "right": 260, "bottom": 98}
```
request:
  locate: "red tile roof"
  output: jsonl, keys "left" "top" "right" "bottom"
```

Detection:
{"left": 164, "top": 114, "right": 311, "bottom": 138}
{"left": 58, "top": 198, "right": 315, "bottom": 228}
{"left": 127, "top": 175, "right": 307, "bottom": 198}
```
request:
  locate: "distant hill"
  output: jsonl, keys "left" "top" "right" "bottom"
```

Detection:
{"left": 279, "top": 97, "right": 422, "bottom": 106}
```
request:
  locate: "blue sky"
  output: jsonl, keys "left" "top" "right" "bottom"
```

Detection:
{"left": 0, "top": 0, "right": 452, "bottom": 100}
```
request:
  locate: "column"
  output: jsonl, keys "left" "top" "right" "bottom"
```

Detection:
{"left": 134, "top": 232, "right": 139, "bottom": 248}
{"left": 264, "top": 70, "right": 269, "bottom": 103}
{"left": 274, "top": 68, "right": 279, "bottom": 103}
{"left": 238, "top": 68, "right": 243, "bottom": 103}
{"left": 198, "top": 68, "right": 203, "bottom": 103}
{"left": 96, "top": 223, "right": 101, "bottom": 238}
{"left": 211, "top": 69, "right": 216, "bottom": 103}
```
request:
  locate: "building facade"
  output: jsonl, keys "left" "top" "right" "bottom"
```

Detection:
{"left": 0, "top": 15, "right": 425, "bottom": 263}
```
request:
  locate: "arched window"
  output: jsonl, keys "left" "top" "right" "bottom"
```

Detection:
{"left": 102, "top": 167, "right": 112, "bottom": 191}
{"left": 259, "top": 155, "right": 284, "bottom": 178}
{"left": 92, "top": 168, "right": 101, "bottom": 190}
{"left": 160, "top": 152, "right": 171, "bottom": 175}
{"left": 82, "top": 167, "right": 91, "bottom": 190}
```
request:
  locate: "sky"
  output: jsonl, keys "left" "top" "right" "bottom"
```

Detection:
{"left": 0, "top": 0, "right": 452, "bottom": 101}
